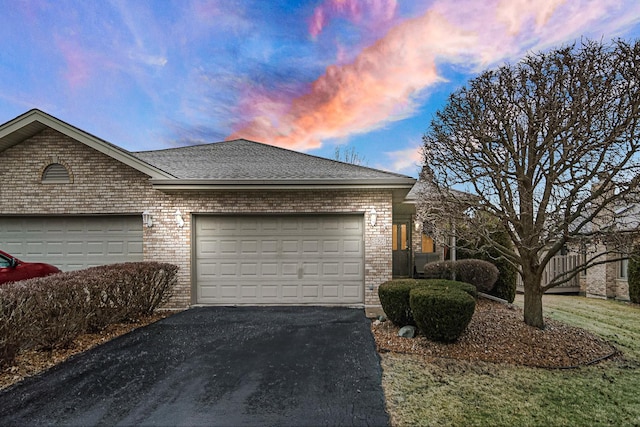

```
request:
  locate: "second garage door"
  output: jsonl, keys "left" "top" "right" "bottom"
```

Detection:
{"left": 0, "top": 216, "right": 143, "bottom": 271}
{"left": 195, "top": 215, "right": 364, "bottom": 305}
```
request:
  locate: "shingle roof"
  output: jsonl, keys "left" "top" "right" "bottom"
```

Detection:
{"left": 133, "top": 139, "right": 413, "bottom": 182}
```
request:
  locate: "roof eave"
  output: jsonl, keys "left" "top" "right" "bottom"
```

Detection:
{"left": 151, "top": 177, "right": 416, "bottom": 191}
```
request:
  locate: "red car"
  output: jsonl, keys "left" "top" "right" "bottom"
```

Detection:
{"left": 0, "top": 250, "right": 61, "bottom": 285}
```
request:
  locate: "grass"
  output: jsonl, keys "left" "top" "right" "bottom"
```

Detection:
{"left": 380, "top": 295, "right": 640, "bottom": 426}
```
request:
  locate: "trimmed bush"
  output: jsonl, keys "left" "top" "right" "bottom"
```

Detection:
{"left": 419, "top": 279, "right": 477, "bottom": 299}
{"left": 410, "top": 286, "right": 476, "bottom": 342}
{"left": 378, "top": 279, "right": 421, "bottom": 326}
{"left": 0, "top": 262, "right": 178, "bottom": 367}
{"left": 423, "top": 259, "right": 498, "bottom": 293}
{"left": 378, "top": 279, "right": 477, "bottom": 327}
{"left": 628, "top": 245, "right": 640, "bottom": 304}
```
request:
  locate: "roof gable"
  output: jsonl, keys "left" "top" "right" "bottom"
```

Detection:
{"left": 0, "top": 109, "right": 174, "bottom": 180}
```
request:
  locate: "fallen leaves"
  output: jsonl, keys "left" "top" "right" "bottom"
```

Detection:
{"left": 0, "top": 311, "right": 177, "bottom": 391}
{"left": 372, "top": 299, "right": 618, "bottom": 368}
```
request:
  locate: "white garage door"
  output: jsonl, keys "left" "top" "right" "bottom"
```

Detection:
{"left": 0, "top": 216, "right": 143, "bottom": 271}
{"left": 195, "top": 215, "right": 364, "bottom": 305}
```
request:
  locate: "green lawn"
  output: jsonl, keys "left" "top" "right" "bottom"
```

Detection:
{"left": 380, "top": 295, "right": 640, "bottom": 426}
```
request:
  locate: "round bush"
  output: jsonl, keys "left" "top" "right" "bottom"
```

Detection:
{"left": 378, "top": 279, "right": 420, "bottom": 326}
{"left": 422, "top": 261, "right": 456, "bottom": 280}
{"left": 409, "top": 286, "right": 476, "bottom": 342}
{"left": 423, "top": 259, "right": 498, "bottom": 293}
{"left": 420, "top": 279, "right": 478, "bottom": 299}
{"left": 378, "top": 279, "right": 478, "bottom": 327}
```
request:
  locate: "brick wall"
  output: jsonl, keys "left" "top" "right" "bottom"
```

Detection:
{"left": 1, "top": 129, "right": 394, "bottom": 308}
{"left": 584, "top": 242, "right": 630, "bottom": 301}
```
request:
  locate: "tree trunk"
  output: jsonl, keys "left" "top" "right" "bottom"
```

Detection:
{"left": 522, "top": 274, "right": 545, "bottom": 328}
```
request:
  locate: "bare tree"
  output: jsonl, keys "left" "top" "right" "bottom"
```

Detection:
{"left": 422, "top": 39, "right": 640, "bottom": 328}
{"left": 334, "top": 146, "right": 367, "bottom": 165}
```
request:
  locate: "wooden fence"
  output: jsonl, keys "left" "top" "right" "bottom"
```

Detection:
{"left": 517, "top": 254, "right": 582, "bottom": 293}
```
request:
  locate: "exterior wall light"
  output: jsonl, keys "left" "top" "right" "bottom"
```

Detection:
{"left": 175, "top": 210, "right": 185, "bottom": 228}
{"left": 370, "top": 208, "right": 377, "bottom": 227}
{"left": 142, "top": 211, "right": 153, "bottom": 228}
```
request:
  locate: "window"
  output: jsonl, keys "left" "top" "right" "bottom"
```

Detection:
{"left": 392, "top": 224, "right": 408, "bottom": 251}
{"left": 0, "top": 254, "right": 10, "bottom": 268}
{"left": 42, "top": 163, "right": 70, "bottom": 184}
{"left": 421, "top": 234, "right": 435, "bottom": 253}
{"left": 619, "top": 258, "right": 629, "bottom": 279}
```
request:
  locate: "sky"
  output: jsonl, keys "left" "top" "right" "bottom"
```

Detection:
{"left": 1, "top": 1, "right": 639, "bottom": 178}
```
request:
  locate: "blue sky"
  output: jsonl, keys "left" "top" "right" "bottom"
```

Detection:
{"left": 1, "top": 0, "right": 639, "bottom": 177}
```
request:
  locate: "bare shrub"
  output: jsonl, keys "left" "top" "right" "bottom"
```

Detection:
{"left": 0, "top": 262, "right": 178, "bottom": 362}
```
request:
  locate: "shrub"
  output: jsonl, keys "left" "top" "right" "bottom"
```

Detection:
{"left": 628, "top": 245, "right": 640, "bottom": 304}
{"left": 409, "top": 286, "right": 476, "bottom": 342}
{"left": 0, "top": 262, "right": 178, "bottom": 366}
{"left": 84, "top": 262, "right": 178, "bottom": 330}
{"left": 23, "top": 275, "right": 92, "bottom": 350}
{"left": 378, "top": 279, "right": 477, "bottom": 327}
{"left": 487, "top": 259, "right": 518, "bottom": 303}
{"left": 378, "top": 279, "right": 420, "bottom": 326}
{"left": 457, "top": 223, "right": 518, "bottom": 302}
{"left": 423, "top": 259, "right": 498, "bottom": 293}
{"left": 0, "top": 284, "right": 33, "bottom": 366}
{"left": 419, "top": 279, "right": 478, "bottom": 299}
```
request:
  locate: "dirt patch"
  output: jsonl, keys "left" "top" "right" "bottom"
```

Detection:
{"left": 0, "top": 311, "right": 178, "bottom": 391}
{"left": 372, "top": 298, "right": 618, "bottom": 368}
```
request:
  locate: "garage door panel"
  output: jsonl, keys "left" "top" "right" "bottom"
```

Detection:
{"left": 323, "top": 285, "right": 339, "bottom": 298}
{"left": 199, "top": 240, "right": 218, "bottom": 255}
{"left": 0, "top": 216, "right": 143, "bottom": 271}
{"left": 343, "top": 239, "right": 362, "bottom": 253}
{"left": 282, "top": 240, "right": 299, "bottom": 253}
{"left": 240, "top": 240, "right": 258, "bottom": 254}
{"left": 261, "top": 263, "right": 278, "bottom": 275}
{"left": 302, "top": 240, "right": 319, "bottom": 253}
{"left": 282, "top": 263, "right": 298, "bottom": 276}
{"left": 343, "top": 262, "right": 362, "bottom": 276}
{"left": 195, "top": 215, "right": 364, "bottom": 305}
{"left": 343, "top": 284, "right": 361, "bottom": 298}
{"left": 262, "top": 285, "right": 278, "bottom": 298}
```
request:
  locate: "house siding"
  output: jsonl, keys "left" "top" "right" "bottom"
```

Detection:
{"left": 1, "top": 129, "right": 393, "bottom": 308}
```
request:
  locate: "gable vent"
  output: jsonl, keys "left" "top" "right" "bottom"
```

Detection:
{"left": 42, "top": 163, "right": 71, "bottom": 184}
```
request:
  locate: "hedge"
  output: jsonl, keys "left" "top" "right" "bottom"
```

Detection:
{"left": 0, "top": 262, "right": 178, "bottom": 367}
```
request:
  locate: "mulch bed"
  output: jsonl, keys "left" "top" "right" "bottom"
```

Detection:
{"left": 372, "top": 299, "right": 619, "bottom": 368}
{"left": 0, "top": 311, "right": 177, "bottom": 391}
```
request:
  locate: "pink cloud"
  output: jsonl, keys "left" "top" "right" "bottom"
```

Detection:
{"left": 309, "top": 0, "right": 397, "bottom": 38}
{"left": 56, "top": 37, "right": 92, "bottom": 89}
{"left": 383, "top": 145, "right": 424, "bottom": 174}
{"left": 229, "top": 0, "right": 640, "bottom": 151}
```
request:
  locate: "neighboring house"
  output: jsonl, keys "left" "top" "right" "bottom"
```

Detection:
{"left": 405, "top": 168, "right": 633, "bottom": 301}
{"left": 0, "top": 109, "right": 416, "bottom": 309}
{"left": 580, "top": 203, "right": 639, "bottom": 301}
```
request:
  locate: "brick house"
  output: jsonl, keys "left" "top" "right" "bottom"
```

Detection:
{"left": 0, "top": 109, "right": 416, "bottom": 309}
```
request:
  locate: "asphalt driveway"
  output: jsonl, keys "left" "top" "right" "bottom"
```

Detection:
{"left": 0, "top": 306, "right": 388, "bottom": 426}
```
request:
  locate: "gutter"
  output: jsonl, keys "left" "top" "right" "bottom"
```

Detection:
{"left": 150, "top": 178, "right": 416, "bottom": 191}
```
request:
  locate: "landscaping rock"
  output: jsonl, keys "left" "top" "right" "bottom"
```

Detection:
{"left": 398, "top": 325, "right": 416, "bottom": 338}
